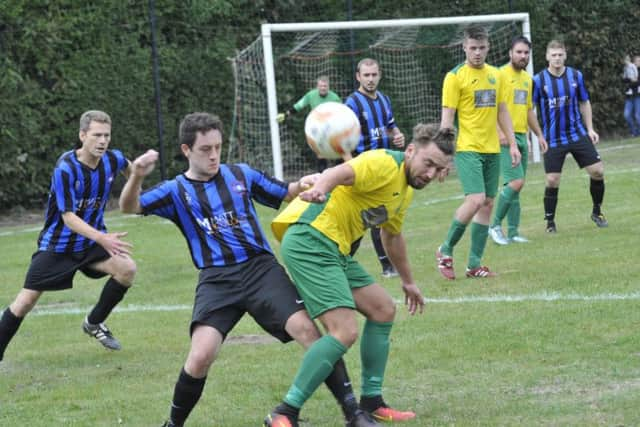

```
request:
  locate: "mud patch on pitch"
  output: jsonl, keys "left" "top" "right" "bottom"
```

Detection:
{"left": 226, "top": 334, "right": 277, "bottom": 345}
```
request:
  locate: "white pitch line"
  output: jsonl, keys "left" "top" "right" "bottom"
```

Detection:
{"left": 31, "top": 304, "right": 192, "bottom": 316}
{"left": 29, "top": 292, "right": 640, "bottom": 317}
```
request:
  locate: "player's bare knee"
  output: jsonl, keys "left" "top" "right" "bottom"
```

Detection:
{"left": 466, "top": 194, "right": 486, "bottom": 211}
{"left": 589, "top": 168, "right": 604, "bottom": 180}
{"left": 288, "top": 315, "right": 321, "bottom": 347}
{"left": 333, "top": 325, "right": 358, "bottom": 348}
{"left": 186, "top": 346, "right": 217, "bottom": 375}
{"left": 511, "top": 179, "right": 525, "bottom": 192}
{"left": 113, "top": 257, "right": 137, "bottom": 286}
{"left": 545, "top": 175, "right": 560, "bottom": 188}
{"left": 10, "top": 290, "right": 41, "bottom": 317}
{"left": 369, "top": 298, "right": 396, "bottom": 323}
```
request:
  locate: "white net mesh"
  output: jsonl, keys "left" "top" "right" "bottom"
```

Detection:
{"left": 230, "top": 20, "right": 521, "bottom": 180}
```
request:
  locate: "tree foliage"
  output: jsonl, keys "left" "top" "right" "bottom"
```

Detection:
{"left": 0, "top": 0, "right": 637, "bottom": 210}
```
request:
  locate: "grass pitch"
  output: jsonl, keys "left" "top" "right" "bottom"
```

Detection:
{"left": 1, "top": 137, "right": 639, "bottom": 426}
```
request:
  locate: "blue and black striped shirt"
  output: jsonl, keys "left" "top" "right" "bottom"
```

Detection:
{"left": 139, "top": 164, "right": 288, "bottom": 269}
{"left": 38, "top": 149, "right": 128, "bottom": 252}
{"left": 345, "top": 91, "right": 398, "bottom": 155}
{"left": 533, "top": 67, "right": 590, "bottom": 148}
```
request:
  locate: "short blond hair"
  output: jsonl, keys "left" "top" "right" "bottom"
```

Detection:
{"left": 79, "top": 110, "right": 111, "bottom": 132}
{"left": 546, "top": 39, "right": 566, "bottom": 51}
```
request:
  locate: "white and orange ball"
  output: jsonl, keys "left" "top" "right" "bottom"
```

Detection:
{"left": 304, "top": 102, "right": 360, "bottom": 159}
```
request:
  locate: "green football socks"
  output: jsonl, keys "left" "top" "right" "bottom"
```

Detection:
{"left": 468, "top": 222, "right": 489, "bottom": 269}
{"left": 284, "top": 335, "right": 347, "bottom": 408}
{"left": 360, "top": 320, "right": 393, "bottom": 397}
{"left": 491, "top": 185, "right": 517, "bottom": 228}
{"left": 441, "top": 219, "right": 467, "bottom": 256}
{"left": 507, "top": 192, "right": 521, "bottom": 238}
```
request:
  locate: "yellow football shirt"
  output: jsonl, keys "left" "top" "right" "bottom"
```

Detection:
{"left": 271, "top": 149, "right": 413, "bottom": 255}
{"left": 442, "top": 62, "right": 506, "bottom": 153}
{"left": 499, "top": 64, "right": 533, "bottom": 134}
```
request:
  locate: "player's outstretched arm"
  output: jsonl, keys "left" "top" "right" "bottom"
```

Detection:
{"left": 298, "top": 162, "right": 355, "bottom": 203}
{"left": 380, "top": 228, "right": 424, "bottom": 315}
{"left": 284, "top": 172, "right": 321, "bottom": 202}
{"left": 120, "top": 149, "right": 159, "bottom": 214}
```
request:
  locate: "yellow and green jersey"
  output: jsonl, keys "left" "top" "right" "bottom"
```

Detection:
{"left": 272, "top": 149, "right": 413, "bottom": 255}
{"left": 442, "top": 62, "right": 506, "bottom": 153}
{"left": 499, "top": 64, "right": 533, "bottom": 133}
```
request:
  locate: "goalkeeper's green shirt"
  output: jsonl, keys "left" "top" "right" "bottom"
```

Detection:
{"left": 293, "top": 89, "right": 341, "bottom": 112}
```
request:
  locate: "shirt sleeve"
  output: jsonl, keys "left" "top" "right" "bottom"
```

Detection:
{"left": 140, "top": 181, "right": 176, "bottom": 220}
{"left": 532, "top": 75, "right": 541, "bottom": 105}
{"left": 383, "top": 94, "right": 397, "bottom": 130}
{"left": 497, "top": 69, "right": 508, "bottom": 104}
{"left": 242, "top": 165, "right": 289, "bottom": 209}
{"left": 52, "top": 167, "right": 75, "bottom": 213}
{"left": 293, "top": 90, "right": 312, "bottom": 111}
{"left": 442, "top": 72, "right": 460, "bottom": 109}
{"left": 526, "top": 75, "right": 534, "bottom": 110}
{"left": 350, "top": 151, "right": 395, "bottom": 194}
{"left": 345, "top": 95, "right": 359, "bottom": 115}
{"left": 576, "top": 70, "right": 590, "bottom": 102}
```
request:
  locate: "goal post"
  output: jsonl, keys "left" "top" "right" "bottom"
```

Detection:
{"left": 232, "top": 13, "right": 535, "bottom": 181}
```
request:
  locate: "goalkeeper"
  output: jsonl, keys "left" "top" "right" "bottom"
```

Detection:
{"left": 276, "top": 75, "right": 342, "bottom": 123}
{"left": 278, "top": 76, "right": 342, "bottom": 171}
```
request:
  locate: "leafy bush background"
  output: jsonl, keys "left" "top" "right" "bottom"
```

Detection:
{"left": 1, "top": 0, "right": 637, "bottom": 210}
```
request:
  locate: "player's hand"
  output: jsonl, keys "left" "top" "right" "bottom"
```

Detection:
{"left": 132, "top": 149, "right": 159, "bottom": 177}
{"left": 402, "top": 283, "right": 424, "bottom": 315}
{"left": 538, "top": 135, "right": 549, "bottom": 154}
{"left": 97, "top": 232, "right": 133, "bottom": 258}
{"left": 589, "top": 129, "right": 600, "bottom": 144}
{"left": 392, "top": 131, "right": 405, "bottom": 148}
{"left": 299, "top": 188, "right": 326, "bottom": 203}
{"left": 509, "top": 143, "right": 522, "bottom": 168}
{"left": 276, "top": 113, "right": 286, "bottom": 124}
{"left": 298, "top": 173, "right": 321, "bottom": 190}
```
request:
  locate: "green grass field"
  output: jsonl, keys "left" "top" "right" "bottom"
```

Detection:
{"left": 1, "top": 138, "right": 639, "bottom": 426}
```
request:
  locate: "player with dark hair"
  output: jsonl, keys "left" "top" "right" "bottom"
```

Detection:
{"left": 533, "top": 40, "right": 607, "bottom": 233}
{"left": 120, "top": 112, "right": 377, "bottom": 427}
{"left": 0, "top": 110, "right": 136, "bottom": 362}
{"left": 265, "top": 123, "right": 455, "bottom": 426}
{"left": 489, "top": 36, "right": 548, "bottom": 245}
{"left": 436, "top": 25, "right": 520, "bottom": 279}
{"left": 345, "top": 57, "right": 405, "bottom": 279}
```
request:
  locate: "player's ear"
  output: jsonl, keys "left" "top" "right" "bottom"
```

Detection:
{"left": 180, "top": 143, "right": 191, "bottom": 157}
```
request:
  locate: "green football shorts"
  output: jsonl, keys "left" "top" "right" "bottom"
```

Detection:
{"left": 280, "top": 223, "right": 375, "bottom": 319}
{"left": 454, "top": 151, "right": 500, "bottom": 198}
{"left": 500, "top": 132, "right": 528, "bottom": 184}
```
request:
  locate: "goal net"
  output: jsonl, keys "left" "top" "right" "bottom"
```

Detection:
{"left": 230, "top": 13, "right": 532, "bottom": 180}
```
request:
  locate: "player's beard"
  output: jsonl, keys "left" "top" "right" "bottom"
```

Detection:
{"left": 512, "top": 59, "right": 528, "bottom": 71}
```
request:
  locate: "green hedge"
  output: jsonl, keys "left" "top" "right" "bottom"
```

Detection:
{"left": 0, "top": 0, "right": 637, "bottom": 210}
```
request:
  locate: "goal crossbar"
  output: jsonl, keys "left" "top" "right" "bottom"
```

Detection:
{"left": 260, "top": 13, "right": 533, "bottom": 180}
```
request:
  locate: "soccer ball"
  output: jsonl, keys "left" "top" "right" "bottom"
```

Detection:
{"left": 304, "top": 102, "right": 360, "bottom": 159}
